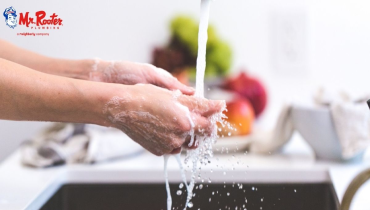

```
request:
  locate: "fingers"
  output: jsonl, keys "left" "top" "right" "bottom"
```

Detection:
{"left": 168, "top": 78, "right": 195, "bottom": 96}
{"left": 158, "top": 76, "right": 195, "bottom": 96}
{"left": 192, "top": 114, "right": 213, "bottom": 135}
{"left": 178, "top": 96, "right": 225, "bottom": 117}
{"left": 148, "top": 66, "right": 195, "bottom": 95}
{"left": 202, "top": 100, "right": 226, "bottom": 116}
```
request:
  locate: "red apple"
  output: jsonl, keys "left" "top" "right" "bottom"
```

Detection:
{"left": 222, "top": 71, "right": 267, "bottom": 117}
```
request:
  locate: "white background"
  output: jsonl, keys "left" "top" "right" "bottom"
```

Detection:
{"left": 0, "top": 0, "right": 370, "bottom": 161}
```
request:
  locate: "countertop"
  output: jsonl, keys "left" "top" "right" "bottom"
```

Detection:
{"left": 1, "top": 136, "right": 370, "bottom": 210}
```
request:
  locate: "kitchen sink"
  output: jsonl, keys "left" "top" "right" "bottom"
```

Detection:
{"left": 40, "top": 183, "right": 339, "bottom": 210}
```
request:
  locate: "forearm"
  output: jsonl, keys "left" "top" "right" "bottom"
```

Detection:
{"left": 0, "top": 58, "right": 118, "bottom": 126}
{"left": 0, "top": 39, "right": 93, "bottom": 79}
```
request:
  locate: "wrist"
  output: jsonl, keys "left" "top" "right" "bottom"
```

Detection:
{"left": 50, "top": 58, "right": 95, "bottom": 80}
{"left": 89, "top": 59, "right": 116, "bottom": 83}
{"left": 85, "top": 82, "right": 133, "bottom": 127}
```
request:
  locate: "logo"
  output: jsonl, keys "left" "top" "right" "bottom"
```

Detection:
{"left": 3, "top": 6, "right": 17, "bottom": 29}
{"left": 19, "top": 11, "right": 63, "bottom": 28}
{"left": 3, "top": 7, "right": 63, "bottom": 36}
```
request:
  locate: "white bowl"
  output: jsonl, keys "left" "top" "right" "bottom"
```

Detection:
{"left": 291, "top": 105, "right": 364, "bottom": 162}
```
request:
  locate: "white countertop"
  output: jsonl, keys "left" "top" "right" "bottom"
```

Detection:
{"left": 1, "top": 136, "right": 370, "bottom": 210}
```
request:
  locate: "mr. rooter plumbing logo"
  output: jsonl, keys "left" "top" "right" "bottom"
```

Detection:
{"left": 3, "top": 6, "right": 63, "bottom": 36}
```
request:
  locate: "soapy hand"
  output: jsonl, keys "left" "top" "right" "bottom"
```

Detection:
{"left": 104, "top": 84, "right": 225, "bottom": 156}
{"left": 89, "top": 59, "right": 195, "bottom": 95}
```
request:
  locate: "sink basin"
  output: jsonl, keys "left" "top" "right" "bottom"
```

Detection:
{"left": 41, "top": 183, "right": 339, "bottom": 210}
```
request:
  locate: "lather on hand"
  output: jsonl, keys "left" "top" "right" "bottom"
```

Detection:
{"left": 0, "top": 39, "right": 225, "bottom": 156}
{"left": 104, "top": 84, "right": 225, "bottom": 156}
{"left": 89, "top": 59, "right": 195, "bottom": 95}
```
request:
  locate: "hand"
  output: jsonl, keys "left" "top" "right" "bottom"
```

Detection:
{"left": 89, "top": 59, "right": 195, "bottom": 95}
{"left": 103, "top": 84, "right": 225, "bottom": 156}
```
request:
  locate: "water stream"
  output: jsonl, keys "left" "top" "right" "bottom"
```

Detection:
{"left": 164, "top": 0, "right": 216, "bottom": 209}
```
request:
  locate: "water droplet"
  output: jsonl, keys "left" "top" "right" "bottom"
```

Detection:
{"left": 294, "top": 189, "right": 297, "bottom": 193}
{"left": 227, "top": 192, "right": 230, "bottom": 196}
{"left": 177, "top": 190, "right": 182, "bottom": 195}
{"left": 179, "top": 183, "right": 184, "bottom": 189}
{"left": 252, "top": 187, "right": 255, "bottom": 191}
{"left": 187, "top": 202, "right": 193, "bottom": 208}
{"left": 209, "top": 198, "right": 211, "bottom": 202}
{"left": 261, "top": 198, "right": 264, "bottom": 202}
{"left": 199, "top": 184, "right": 203, "bottom": 189}
{"left": 245, "top": 198, "right": 248, "bottom": 203}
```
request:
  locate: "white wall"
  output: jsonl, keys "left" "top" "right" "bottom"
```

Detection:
{"left": 1, "top": 0, "right": 370, "bottom": 162}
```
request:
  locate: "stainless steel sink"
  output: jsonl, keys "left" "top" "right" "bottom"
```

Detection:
{"left": 40, "top": 183, "right": 339, "bottom": 210}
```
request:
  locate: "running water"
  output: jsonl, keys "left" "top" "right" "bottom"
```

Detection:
{"left": 164, "top": 155, "right": 172, "bottom": 210}
{"left": 194, "top": 0, "right": 212, "bottom": 98}
{"left": 164, "top": 0, "right": 226, "bottom": 209}
{"left": 164, "top": 153, "right": 191, "bottom": 210}
{"left": 185, "top": 0, "right": 215, "bottom": 208}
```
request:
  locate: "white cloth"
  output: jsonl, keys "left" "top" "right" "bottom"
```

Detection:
{"left": 315, "top": 88, "right": 370, "bottom": 159}
{"left": 249, "top": 104, "right": 294, "bottom": 154}
{"left": 21, "top": 123, "right": 144, "bottom": 167}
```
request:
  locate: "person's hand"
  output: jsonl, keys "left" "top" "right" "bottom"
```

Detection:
{"left": 103, "top": 84, "right": 225, "bottom": 156}
{"left": 89, "top": 59, "right": 195, "bottom": 95}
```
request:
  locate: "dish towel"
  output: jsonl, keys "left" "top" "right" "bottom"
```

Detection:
{"left": 249, "top": 104, "right": 295, "bottom": 154}
{"left": 315, "top": 88, "right": 370, "bottom": 159}
{"left": 21, "top": 123, "right": 145, "bottom": 168}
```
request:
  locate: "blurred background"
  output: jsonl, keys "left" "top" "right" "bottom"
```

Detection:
{"left": 1, "top": 0, "right": 370, "bottom": 162}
